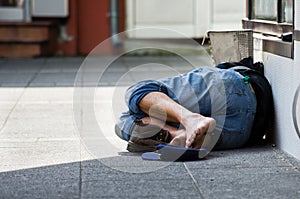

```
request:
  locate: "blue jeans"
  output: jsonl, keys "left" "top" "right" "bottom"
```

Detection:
{"left": 118, "top": 67, "right": 257, "bottom": 149}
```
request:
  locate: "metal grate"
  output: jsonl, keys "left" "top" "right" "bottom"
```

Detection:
{"left": 208, "top": 30, "right": 253, "bottom": 65}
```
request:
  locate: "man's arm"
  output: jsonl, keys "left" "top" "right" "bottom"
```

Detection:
{"left": 138, "top": 91, "right": 216, "bottom": 148}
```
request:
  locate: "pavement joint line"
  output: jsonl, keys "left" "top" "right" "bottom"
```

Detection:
{"left": 183, "top": 163, "right": 205, "bottom": 199}
{"left": 79, "top": 91, "right": 84, "bottom": 199}
{"left": 0, "top": 92, "right": 24, "bottom": 133}
{"left": 79, "top": 159, "right": 83, "bottom": 199}
{"left": 0, "top": 63, "right": 43, "bottom": 134}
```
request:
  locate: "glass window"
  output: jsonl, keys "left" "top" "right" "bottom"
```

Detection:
{"left": 253, "top": 0, "right": 277, "bottom": 21}
{"left": 282, "top": 0, "right": 293, "bottom": 23}
{"left": 249, "top": 0, "right": 293, "bottom": 24}
{"left": 244, "top": 0, "right": 294, "bottom": 58}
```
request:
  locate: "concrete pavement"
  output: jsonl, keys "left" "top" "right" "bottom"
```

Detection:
{"left": 0, "top": 56, "right": 299, "bottom": 199}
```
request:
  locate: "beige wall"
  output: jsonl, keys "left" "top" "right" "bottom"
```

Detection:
{"left": 126, "top": 0, "right": 245, "bottom": 38}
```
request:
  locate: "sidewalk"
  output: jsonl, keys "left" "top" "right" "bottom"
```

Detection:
{"left": 0, "top": 56, "right": 299, "bottom": 199}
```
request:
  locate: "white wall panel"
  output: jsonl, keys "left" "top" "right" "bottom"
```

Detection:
{"left": 126, "top": 0, "right": 209, "bottom": 38}
{"left": 263, "top": 45, "right": 300, "bottom": 160}
{"left": 126, "top": 0, "right": 245, "bottom": 38}
{"left": 211, "top": 0, "right": 245, "bottom": 30}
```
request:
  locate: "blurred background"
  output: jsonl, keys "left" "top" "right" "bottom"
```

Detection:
{"left": 0, "top": 0, "right": 245, "bottom": 58}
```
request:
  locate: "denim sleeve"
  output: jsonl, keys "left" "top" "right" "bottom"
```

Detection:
{"left": 115, "top": 80, "right": 167, "bottom": 141}
{"left": 115, "top": 111, "right": 136, "bottom": 141}
{"left": 125, "top": 80, "right": 167, "bottom": 119}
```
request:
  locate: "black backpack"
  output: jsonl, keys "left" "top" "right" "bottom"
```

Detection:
{"left": 216, "top": 57, "right": 274, "bottom": 145}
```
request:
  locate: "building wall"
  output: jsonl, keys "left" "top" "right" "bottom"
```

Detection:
{"left": 211, "top": 0, "right": 246, "bottom": 30}
{"left": 250, "top": 0, "right": 300, "bottom": 160}
{"left": 57, "top": 0, "right": 78, "bottom": 56}
{"left": 58, "top": 0, "right": 125, "bottom": 56}
{"left": 257, "top": 0, "right": 300, "bottom": 160}
{"left": 77, "top": 0, "right": 110, "bottom": 54}
{"left": 263, "top": 52, "right": 300, "bottom": 160}
{"left": 126, "top": 0, "right": 245, "bottom": 38}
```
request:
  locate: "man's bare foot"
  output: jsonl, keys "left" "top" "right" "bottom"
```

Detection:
{"left": 183, "top": 114, "right": 216, "bottom": 148}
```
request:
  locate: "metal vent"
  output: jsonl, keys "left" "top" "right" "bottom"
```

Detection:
{"left": 208, "top": 30, "right": 253, "bottom": 65}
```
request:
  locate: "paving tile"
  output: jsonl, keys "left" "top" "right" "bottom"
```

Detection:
{"left": 0, "top": 117, "right": 77, "bottom": 139}
{"left": 30, "top": 73, "right": 77, "bottom": 87}
{"left": 189, "top": 166, "right": 300, "bottom": 199}
{"left": 0, "top": 73, "right": 35, "bottom": 87}
{"left": 0, "top": 58, "right": 7, "bottom": 65}
{"left": 83, "top": 156, "right": 174, "bottom": 174}
{"left": 94, "top": 86, "right": 126, "bottom": 102}
{"left": 185, "top": 146, "right": 292, "bottom": 169}
{"left": 184, "top": 146, "right": 300, "bottom": 199}
{"left": 0, "top": 140, "right": 81, "bottom": 172}
{"left": 0, "top": 87, "right": 24, "bottom": 101}
{"left": 127, "top": 71, "right": 179, "bottom": 83}
{"left": 41, "top": 64, "right": 81, "bottom": 73}
{"left": 81, "top": 179, "right": 200, "bottom": 198}
{"left": 0, "top": 162, "right": 80, "bottom": 199}
{"left": 0, "top": 103, "right": 16, "bottom": 119}
{"left": 19, "top": 87, "right": 74, "bottom": 102}
{"left": 0, "top": 58, "right": 45, "bottom": 73}
{"left": 81, "top": 161, "right": 200, "bottom": 198}
{"left": 8, "top": 103, "right": 74, "bottom": 119}
{"left": 44, "top": 57, "right": 84, "bottom": 69}
{"left": 81, "top": 159, "right": 189, "bottom": 181}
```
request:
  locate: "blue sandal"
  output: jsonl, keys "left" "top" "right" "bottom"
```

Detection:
{"left": 141, "top": 144, "right": 208, "bottom": 161}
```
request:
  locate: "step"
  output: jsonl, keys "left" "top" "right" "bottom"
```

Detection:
{"left": 0, "top": 42, "right": 55, "bottom": 58}
{"left": 0, "top": 21, "right": 57, "bottom": 42}
{"left": 0, "top": 21, "right": 58, "bottom": 58}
